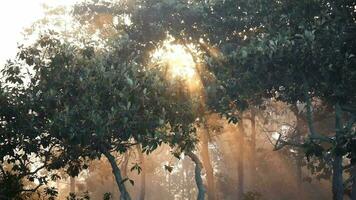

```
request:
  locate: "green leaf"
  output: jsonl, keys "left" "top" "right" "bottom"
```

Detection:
{"left": 129, "top": 179, "right": 134, "bottom": 186}
{"left": 126, "top": 76, "right": 134, "bottom": 86}
{"left": 130, "top": 163, "right": 142, "bottom": 174}
{"left": 164, "top": 165, "right": 173, "bottom": 173}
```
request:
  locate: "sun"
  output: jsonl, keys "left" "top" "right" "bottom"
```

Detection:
{"left": 151, "top": 41, "right": 204, "bottom": 93}
{"left": 152, "top": 41, "right": 199, "bottom": 81}
{"left": 161, "top": 44, "right": 197, "bottom": 79}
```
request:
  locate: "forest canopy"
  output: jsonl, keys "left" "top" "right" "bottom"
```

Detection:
{"left": 0, "top": 0, "right": 355, "bottom": 200}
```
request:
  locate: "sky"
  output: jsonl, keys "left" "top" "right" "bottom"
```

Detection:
{"left": 0, "top": 0, "right": 77, "bottom": 66}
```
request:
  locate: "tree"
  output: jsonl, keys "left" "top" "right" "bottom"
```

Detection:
{"left": 181, "top": 1, "right": 356, "bottom": 199}
{"left": 128, "top": 0, "right": 356, "bottom": 199}
{"left": 1, "top": 22, "right": 201, "bottom": 199}
{"left": 0, "top": 59, "right": 62, "bottom": 199}
{"left": 2, "top": 0, "right": 354, "bottom": 199}
{"left": 134, "top": 145, "right": 146, "bottom": 200}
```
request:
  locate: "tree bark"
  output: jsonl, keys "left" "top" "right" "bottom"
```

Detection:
{"left": 57, "top": 179, "right": 61, "bottom": 198}
{"left": 201, "top": 123, "right": 216, "bottom": 200}
{"left": 70, "top": 176, "right": 75, "bottom": 194}
{"left": 332, "top": 155, "right": 343, "bottom": 200}
{"left": 332, "top": 103, "right": 344, "bottom": 200}
{"left": 294, "top": 109, "right": 304, "bottom": 194}
{"left": 187, "top": 152, "right": 206, "bottom": 200}
{"left": 182, "top": 158, "right": 188, "bottom": 200}
{"left": 168, "top": 173, "right": 171, "bottom": 196}
{"left": 121, "top": 151, "right": 129, "bottom": 178}
{"left": 250, "top": 110, "right": 257, "bottom": 187}
{"left": 296, "top": 155, "right": 303, "bottom": 192}
{"left": 137, "top": 146, "right": 146, "bottom": 200}
{"left": 351, "top": 163, "right": 356, "bottom": 200}
{"left": 102, "top": 149, "right": 132, "bottom": 200}
{"left": 237, "top": 119, "right": 245, "bottom": 200}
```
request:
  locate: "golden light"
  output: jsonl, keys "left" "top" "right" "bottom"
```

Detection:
{"left": 152, "top": 43, "right": 197, "bottom": 79}
{"left": 151, "top": 40, "right": 203, "bottom": 94}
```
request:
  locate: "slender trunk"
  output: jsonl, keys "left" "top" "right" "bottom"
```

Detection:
{"left": 332, "top": 155, "right": 343, "bottom": 200}
{"left": 112, "top": 175, "right": 117, "bottom": 199}
{"left": 102, "top": 149, "right": 132, "bottom": 200}
{"left": 182, "top": 161, "right": 185, "bottom": 200}
{"left": 332, "top": 103, "right": 344, "bottom": 200}
{"left": 351, "top": 163, "right": 356, "bottom": 200}
{"left": 250, "top": 111, "right": 257, "bottom": 187}
{"left": 237, "top": 119, "right": 245, "bottom": 200}
{"left": 201, "top": 123, "right": 216, "bottom": 200}
{"left": 183, "top": 159, "right": 188, "bottom": 200}
{"left": 187, "top": 152, "right": 206, "bottom": 200}
{"left": 137, "top": 146, "right": 146, "bottom": 200}
{"left": 168, "top": 173, "right": 171, "bottom": 196}
{"left": 121, "top": 152, "right": 129, "bottom": 178}
{"left": 57, "top": 180, "right": 61, "bottom": 199}
{"left": 304, "top": 90, "right": 343, "bottom": 199}
{"left": 295, "top": 111, "right": 304, "bottom": 193}
{"left": 296, "top": 155, "right": 303, "bottom": 190}
{"left": 70, "top": 176, "right": 75, "bottom": 194}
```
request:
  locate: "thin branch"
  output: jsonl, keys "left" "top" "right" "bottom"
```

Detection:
{"left": 303, "top": 81, "right": 332, "bottom": 143}
{"left": 273, "top": 137, "right": 303, "bottom": 151}
{"left": 344, "top": 114, "right": 356, "bottom": 133}
{"left": 23, "top": 164, "right": 47, "bottom": 177}
{"left": 20, "top": 184, "right": 42, "bottom": 193}
{"left": 341, "top": 105, "right": 356, "bottom": 114}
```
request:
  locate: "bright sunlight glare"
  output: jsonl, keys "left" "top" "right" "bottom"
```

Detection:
{"left": 152, "top": 43, "right": 198, "bottom": 80}
{"left": 0, "top": 0, "right": 78, "bottom": 66}
{"left": 151, "top": 40, "right": 204, "bottom": 94}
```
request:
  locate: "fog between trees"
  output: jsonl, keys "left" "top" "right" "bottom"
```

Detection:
{"left": 0, "top": 0, "right": 355, "bottom": 200}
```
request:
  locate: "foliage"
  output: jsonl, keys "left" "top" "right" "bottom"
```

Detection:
{"left": 1, "top": 18, "right": 199, "bottom": 199}
{"left": 1, "top": 0, "right": 356, "bottom": 199}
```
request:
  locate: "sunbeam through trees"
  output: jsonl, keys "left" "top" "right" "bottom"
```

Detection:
{"left": 0, "top": 0, "right": 355, "bottom": 200}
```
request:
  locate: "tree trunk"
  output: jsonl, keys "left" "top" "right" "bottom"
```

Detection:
{"left": 332, "top": 103, "right": 344, "bottom": 200}
{"left": 137, "top": 146, "right": 146, "bottom": 200}
{"left": 237, "top": 119, "right": 245, "bottom": 200}
{"left": 182, "top": 160, "right": 185, "bottom": 200}
{"left": 168, "top": 173, "right": 171, "bottom": 196}
{"left": 332, "top": 155, "right": 343, "bottom": 200}
{"left": 70, "top": 176, "right": 75, "bottom": 194}
{"left": 201, "top": 123, "right": 216, "bottom": 200}
{"left": 296, "top": 155, "right": 303, "bottom": 192}
{"left": 351, "top": 163, "right": 356, "bottom": 200}
{"left": 57, "top": 180, "right": 61, "bottom": 198}
{"left": 102, "top": 149, "right": 132, "bottom": 200}
{"left": 121, "top": 151, "right": 129, "bottom": 178}
{"left": 304, "top": 92, "right": 344, "bottom": 199}
{"left": 250, "top": 111, "right": 257, "bottom": 187}
{"left": 294, "top": 110, "right": 304, "bottom": 194}
{"left": 187, "top": 152, "right": 206, "bottom": 200}
{"left": 183, "top": 158, "right": 188, "bottom": 200}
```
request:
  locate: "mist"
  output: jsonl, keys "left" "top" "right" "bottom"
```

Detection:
{"left": 0, "top": 1, "right": 355, "bottom": 200}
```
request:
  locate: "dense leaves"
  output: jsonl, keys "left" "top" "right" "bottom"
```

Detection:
{"left": 1, "top": 0, "right": 355, "bottom": 199}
